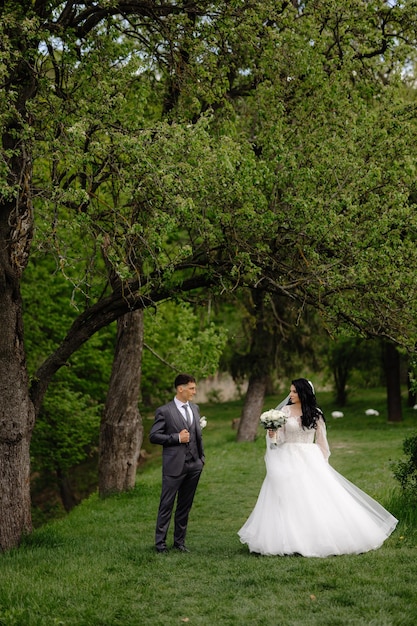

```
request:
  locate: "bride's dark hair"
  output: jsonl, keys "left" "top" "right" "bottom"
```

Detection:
{"left": 291, "top": 378, "right": 324, "bottom": 429}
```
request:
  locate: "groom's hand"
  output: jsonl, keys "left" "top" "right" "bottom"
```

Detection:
{"left": 179, "top": 429, "right": 190, "bottom": 443}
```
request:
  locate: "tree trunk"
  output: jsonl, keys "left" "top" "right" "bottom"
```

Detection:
{"left": 334, "top": 364, "right": 349, "bottom": 406}
{"left": 0, "top": 222, "right": 35, "bottom": 550}
{"left": 56, "top": 468, "right": 79, "bottom": 512}
{"left": 237, "top": 374, "right": 268, "bottom": 442}
{"left": 98, "top": 309, "right": 144, "bottom": 497}
{"left": 0, "top": 86, "right": 35, "bottom": 549}
{"left": 236, "top": 290, "right": 274, "bottom": 442}
{"left": 384, "top": 342, "right": 403, "bottom": 423}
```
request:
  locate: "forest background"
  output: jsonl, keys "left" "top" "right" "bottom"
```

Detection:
{"left": 2, "top": 0, "right": 417, "bottom": 551}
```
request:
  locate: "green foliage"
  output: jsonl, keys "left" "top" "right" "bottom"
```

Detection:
{"left": 392, "top": 432, "right": 417, "bottom": 503}
{"left": 325, "top": 337, "right": 385, "bottom": 405}
{"left": 22, "top": 255, "right": 113, "bottom": 498}
{"left": 22, "top": 254, "right": 115, "bottom": 379}
{"left": 20, "top": 0, "right": 417, "bottom": 501}
{"left": 31, "top": 382, "right": 100, "bottom": 476}
{"left": 141, "top": 301, "right": 228, "bottom": 406}
{"left": 22, "top": 250, "right": 228, "bottom": 494}
{"left": 16, "top": 0, "right": 417, "bottom": 358}
{"left": 408, "top": 359, "right": 417, "bottom": 396}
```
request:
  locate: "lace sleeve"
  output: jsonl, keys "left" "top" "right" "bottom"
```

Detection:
{"left": 264, "top": 415, "right": 286, "bottom": 452}
{"left": 276, "top": 406, "right": 291, "bottom": 444}
{"left": 277, "top": 424, "right": 286, "bottom": 444}
{"left": 264, "top": 426, "right": 286, "bottom": 450}
{"left": 315, "top": 416, "right": 330, "bottom": 461}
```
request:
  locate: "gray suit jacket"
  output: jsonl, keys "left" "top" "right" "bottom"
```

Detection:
{"left": 149, "top": 400, "right": 205, "bottom": 476}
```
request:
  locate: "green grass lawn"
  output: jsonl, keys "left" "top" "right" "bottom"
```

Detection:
{"left": 0, "top": 389, "right": 416, "bottom": 625}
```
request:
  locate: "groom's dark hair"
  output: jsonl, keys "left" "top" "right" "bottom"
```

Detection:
{"left": 174, "top": 373, "right": 196, "bottom": 388}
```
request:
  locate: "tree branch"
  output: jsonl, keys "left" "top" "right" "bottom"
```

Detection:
{"left": 29, "top": 271, "right": 215, "bottom": 412}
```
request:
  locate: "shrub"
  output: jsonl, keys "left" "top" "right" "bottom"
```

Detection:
{"left": 392, "top": 432, "right": 417, "bottom": 502}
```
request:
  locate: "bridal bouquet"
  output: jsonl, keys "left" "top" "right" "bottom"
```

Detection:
{"left": 200, "top": 416, "right": 207, "bottom": 429}
{"left": 260, "top": 409, "right": 287, "bottom": 448}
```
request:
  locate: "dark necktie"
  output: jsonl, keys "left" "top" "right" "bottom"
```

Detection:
{"left": 182, "top": 404, "right": 192, "bottom": 428}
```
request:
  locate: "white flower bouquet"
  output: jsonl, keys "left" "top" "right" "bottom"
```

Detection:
{"left": 260, "top": 409, "right": 287, "bottom": 448}
{"left": 200, "top": 416, "right": 207, "bottom": 429}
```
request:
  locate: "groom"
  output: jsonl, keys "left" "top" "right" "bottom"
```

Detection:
{"left": 149, "top": 374, "right": 205, "bottom": 553}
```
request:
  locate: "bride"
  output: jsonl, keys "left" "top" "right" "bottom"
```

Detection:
{"left": 238, "top": 378, "right": 398, "bottom": 557}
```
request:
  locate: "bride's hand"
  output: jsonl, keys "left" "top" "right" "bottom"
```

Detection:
{"left": 268, "top": 430, "right": 275, "bottom": 438}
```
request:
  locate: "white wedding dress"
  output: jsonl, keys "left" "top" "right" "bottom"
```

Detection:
{"left": 238, "top": 406, "right": 398, "bottom": 557}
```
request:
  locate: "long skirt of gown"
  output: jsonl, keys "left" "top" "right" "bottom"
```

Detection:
{"left": 238, "top": 442, "right": 398, "bottom": 557}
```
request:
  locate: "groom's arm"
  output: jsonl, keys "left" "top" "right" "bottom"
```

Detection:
{"left": 149, "top": 407, "right": 189, "bottom": 446}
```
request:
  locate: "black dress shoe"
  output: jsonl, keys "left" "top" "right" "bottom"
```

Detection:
{"left": 156, "top": 547, "right": 168, "bottom": 553}
{"left": 173, "top": 545, "right": 190, "bottom": 553}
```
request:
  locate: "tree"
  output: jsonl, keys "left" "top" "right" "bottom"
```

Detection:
{"left": 98, "top": 299, "right": 227, "bottom": 496}
{"left": 246, "top": 1, "right": 417, "bottom": 433}
{"left": 2, "top": 0, "right": 417, "bottom": 551}
{"left": 326, "top": 337, "right": 383, "bottom": 407}
{"left": 99, "top": 309, "right": 144, "bottom": 497}
{"left": 384, "top": 341, "right": 403, "bottom": 423}
{"left": 22, "top": 255, "right": 116, "bottom": 511}
{"left": 234, "top": 290, "right": 276, "bottom": 441}
{"left": 2, "top": 0, "right": 273, "bottom": 548}
{"left": 223, "top": 289, "right": 319, "bottom": 441}
{"left": 0, "top": 0, "right": 252, "bottom": 551}
{"left": 213, "top": 0, "right": 417, "bottom": 437}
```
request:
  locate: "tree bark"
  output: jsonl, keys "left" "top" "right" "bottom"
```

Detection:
{"left": 0, "top": 74, "right": 36, "bottom": 549}
{"left": 98, "top": 309, "right": 144, "bottom": 497}
{"left": 236, "top": 290, "right": 273, "bottom": 442}
{"left": 0, "top": 203, "right": 35, "bottom": 550}
{"left": 56, "top": 468, "right": 79, "bottom": 512}
{"left": 333, "top": 364, "right": 349, "bottom": 407}
{"left": 384, "top": 342, "right": 403, "bottom": 423}
{"left": 0, "top": 283, "right": 35, "bottom": 550}
{"left": 237, "top": 374, "right": 268, "bottom": 442}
